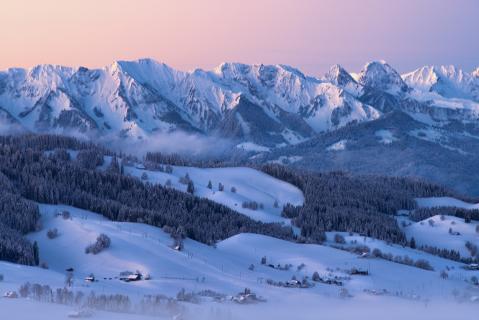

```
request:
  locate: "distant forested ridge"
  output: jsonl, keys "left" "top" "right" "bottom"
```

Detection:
{"left": 261, "top": 164, "right": 455, "bottom": 244}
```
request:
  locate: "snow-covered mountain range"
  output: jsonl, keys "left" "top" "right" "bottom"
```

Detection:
{"left": 2, "top": 59, "right": 477, "bottom": 147}
{"left": 2, "top": 59, "right": 479, "bottom": 194}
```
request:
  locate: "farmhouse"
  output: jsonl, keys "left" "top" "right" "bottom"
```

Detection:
{"left": 465, "top": 263, "right": 479, "bottom": 271}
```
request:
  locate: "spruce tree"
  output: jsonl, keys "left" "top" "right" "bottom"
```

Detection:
{"left": 187, "top": 180, "right": 195, "bottom": 194}
{"left": 410, "top": 237, "right": 416, "bottom": 249}
{"left": 33, "top": 241, "right": 39, "bottom": 266}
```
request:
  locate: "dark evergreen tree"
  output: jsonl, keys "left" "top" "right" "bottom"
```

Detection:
{"left": 410, "top": 237, "right": 416, "bottom": 249}
{"left": 33, "top": 241, "right": 39, "bottom": 266}
{"left": 187, "top": 180, "right": 195, "bottom": 195}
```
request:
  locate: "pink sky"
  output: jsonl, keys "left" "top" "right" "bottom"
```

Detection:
{"left": 0, "top": 0, "right": 478, "bottom": 75}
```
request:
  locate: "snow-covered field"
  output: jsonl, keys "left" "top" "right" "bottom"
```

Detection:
{"left": 375, "top": 129, "right": 397, "bottom": 144}
{"left": 326, "top": 139, "right": 347, "bottom": 151}
{"left": 403, "top": 215, "right": 478, "bottom": 258}
{"left": 416, "top": 197, "right": 479, "bottom": 210}
{"left": 1, "top": 203, "right": 478, "bottom": 319}
{"left": 122, "top": 163, "right": 304, "bottom": 224}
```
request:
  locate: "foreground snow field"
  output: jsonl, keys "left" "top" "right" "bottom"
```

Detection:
{"left": 0, "top": 203, "right": 478, "bottom": 319}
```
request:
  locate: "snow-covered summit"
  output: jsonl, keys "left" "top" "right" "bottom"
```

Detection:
{"left": 323, "top": 64, "right": 363, "bottom": 96}
{"left": 403, "top": 65, "right": 479, "bottom": 101}
{"left": 357, "top": 61, "right": 409, "bottom": 94}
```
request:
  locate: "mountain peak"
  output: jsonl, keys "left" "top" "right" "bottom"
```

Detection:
{"left": 213, "top": 62, "right": 251, "bottom": 76}
{"left": 358, "top": 60, "right": 408, "bottom": 93}
{"left": 323, "top": 64, "right": 356, "bottom": 87}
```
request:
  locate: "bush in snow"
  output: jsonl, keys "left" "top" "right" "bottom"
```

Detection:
{"left": 242, "top": 201, "right": 264, "bottom": 210}
{"left": 165, "top": 179, "right": 172, "bottom": 187}
{"left": 165, "top": 165, "right": 173, "bottom": 174}
{"left": 65, "top": 271, "right": 74, "bottom": 288}
{"left": 334, "top": 234, "right": 346, "bottom": 244}
{"left": 85, "top": 234, "right": 111, "bottom": 255}
{"left": 476, "top": 225, "right": 479, "bottom": 234}
{"left": 273, "top": 200, "right": 279, "bottom": 208}
{"left": 339, "top": 288, "right": 351, "bottom": 299}
{"left": 176, "top": 288, "right": 199, "bottom": 303}
{"left": 465, "top": 241, "right": 478, "bottom": 257}
{"left": 471, "top": 276, "right": 478, "bottom": 285}
{"left": 230, "top": 186, "right": 236, "bottom": 193}
{"left": 428, "top": 219, "right": 435, "bottom": 227}
{"left": 179, "top": 173, "right": 191, "bottom": 185}
{"left": 414, "top": 259, "right": 433, "bottom": 271}
{"left": 297, "top": 263, "right": 306, "bottom": 271}
{"left": 19, "top": 282, "right": 31, "bottom": 298}
{"left": 261, "top": 256, "right": 267, "bottom": 265}
{"left": 248, "top": 264, "right": 255, "bottom": 271}
{"left": 62, "top": 211, "right": 71, "bottom": 220}
{"left": 464, "top": 212, "right": 471, "bottom": 223}
{"left": 350, "top": 245, "right": 370, "bottom": 255}
{"left": 0, "top": 274, "right": 3, "bottom": 282}
{"left": 207, "top": 180, "right": 212, "bottom": 189}
{"left": 218, "top": 182, "right": 224, "bottom": 192}
{"left": 312, "top": 271, "right": 320, "bottom": 282}
{"left": 440, "top": 270, "right": 448, "bottom": 279}
{"left": 372, "top": 248, "right": 383, "bottom": 258}
{"left": 46, "top": 228, "right": 59, "bottom": 239}
{"left": 141, "top": 172, "right": 148, "bottom": 180}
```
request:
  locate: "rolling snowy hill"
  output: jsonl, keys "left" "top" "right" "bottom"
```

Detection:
{"left": 122, "top": 163, "right": 304, "bottom": 224}
{"left": 0, "top": 203, "right": 477, "bottom": 319}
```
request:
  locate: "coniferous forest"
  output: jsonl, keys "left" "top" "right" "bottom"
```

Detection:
{"left": 0, "top": 134, "right": 468, "bottom": 265}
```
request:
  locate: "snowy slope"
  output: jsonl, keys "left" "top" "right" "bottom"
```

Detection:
{"left": 0, "top": 203, "right": 478, "bottom": 319}
{"left": 403, "top": 65, "right": 479, "bottom": 102}
{"left": 15, "top": 203, "right": 476, "bottom": 299}
{"left": 122, "top": 163, "right": 304, "bottom": 224}
{"left": 416, "top": 197, "right": 479, "bottom": 210}
{"left": 403, "top": 215, "right": 479, "bottom": 258}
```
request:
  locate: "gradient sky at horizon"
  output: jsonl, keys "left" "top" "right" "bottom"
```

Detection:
{"left": 0, "top": 0, "right": 478, "bottom": 76}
